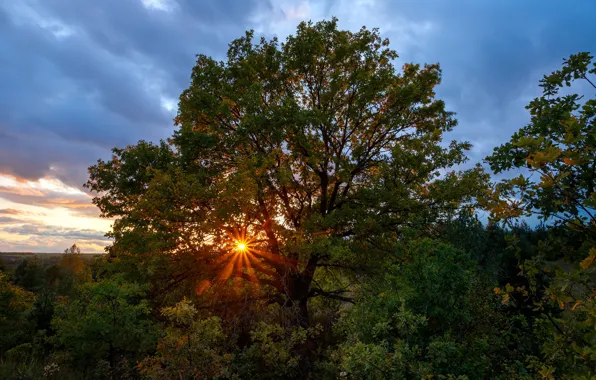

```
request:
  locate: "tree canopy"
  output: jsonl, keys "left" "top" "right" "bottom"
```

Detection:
{"left": 86, "top": 19, "right": 486, "bottom": 326}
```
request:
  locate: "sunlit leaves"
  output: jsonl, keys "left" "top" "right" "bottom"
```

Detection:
{"left": 579, "top": 248, "right": 596, "bottom": 270}
{"left": 485, "top": 52, "right": 596, "bottom": 230}
{"left": 484, "top": 53, "right": 596, "bottom": 377}
{"left": 139, "top": 299, "right": 233, "bottom": 379}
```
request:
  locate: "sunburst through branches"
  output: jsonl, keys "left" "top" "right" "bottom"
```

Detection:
{"left": 196, "top": 226, "right": 280, "bottom": 295}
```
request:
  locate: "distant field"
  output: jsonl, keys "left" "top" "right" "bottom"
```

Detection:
{"left": 0, "top": 252, "right": 104, "bottom": 270}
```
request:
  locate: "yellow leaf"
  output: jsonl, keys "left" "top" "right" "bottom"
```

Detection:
{"left": 572, "top": 300, "right": 582, "bottom": 311}
{"left": 579, "top": 248, "right": 596, "bottom": 270}
{"left": 502, "top": 294, "right": 510, "bottom": 304}
{"left": 493, "top": 287, "right": 502, "bottom": 295}
{"left": 563, "top": 157, "right": 575, "bottom": 165}
{"left": 538, "top": 366, "right": 555, "bottom": 380}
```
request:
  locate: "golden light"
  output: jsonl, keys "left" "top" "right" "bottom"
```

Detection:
{"left": 208, "top": 227, "right": 271, "bottom": 287}
{"left": 236, "top": 241, "right": 247, "bottom": 252}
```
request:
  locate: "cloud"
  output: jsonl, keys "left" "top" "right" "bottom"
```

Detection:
{"left": 4, "top": 223, "right": 108, "bottom": 240}
{"left": 0, "top": 216, "right": 23, "bottom": 224}
{"left": 2, "top": 0, "right": 594, "bottom": 186}
{"left": 248, "top": 0, "right": 436, "bottom": 53}
{"left": 0, "top": 207, "right": 46, "bottom": 224}
{"left": 0, "top": 235, "right": 107, "bottom": 253}
{"left": 0, "top": 208, "right": 22, "bottom": 215}
{"left": 0, "top": 217, "right": 110, "bottom": 252}
{"left": 0, "top": 174, "right": 99, "bottom": 218}
{"left": 141, "top": 0, "right": 181, "bottom": 12}
{"left": 0, "top": 191, "right": 97, "bottom": 214}
{"left": 384, "top": 1, "right": 596, "bottom": 162}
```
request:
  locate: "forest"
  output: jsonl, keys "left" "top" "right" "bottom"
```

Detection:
{"left": 1, "top": 19, "right": 595, "bottom": 379}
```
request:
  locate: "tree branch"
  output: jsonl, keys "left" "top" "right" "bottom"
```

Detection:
{"left": 308, "top": 287, "right": 354, "bottom": 303}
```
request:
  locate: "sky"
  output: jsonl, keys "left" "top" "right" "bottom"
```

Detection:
{"left": 0, "top": 0, "right": 595, "bottom": 252}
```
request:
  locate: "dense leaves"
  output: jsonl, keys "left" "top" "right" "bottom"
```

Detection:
{"left": 486, "top": 52, "right": 596, "bottom": 379}
{"left": 85, "top": 19, "right": 487, "bottom": 330}
{"left": 51, "top": 278, "right": 156, "bottom": 373}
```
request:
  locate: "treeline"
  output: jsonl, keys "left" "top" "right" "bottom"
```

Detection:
{"left": 1, "top": 220, "right": 592, "bottom": 379}
{"left": 1, "top": 19, "right": 594, "bottom": 379}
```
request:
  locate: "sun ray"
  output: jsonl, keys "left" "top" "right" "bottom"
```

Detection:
{"left": 241, "top": 253, "right": 259, "bottom": 285}
{"left": 210, "top": 250, "right": 237, "bottom": 267}
{"left": 211, "top": 226, "right": 277, "bottom": 286}
{"left": 196, "top": 279, "right": 212, "bottom": 295}
{"left": 219, "top": 254, "right": 239, "bottom": 281}
{"left": 247, "top": 254, "right": 278, "bottom": 278}
{"left": 250, "top": 246, "right": 293, "bottom": 265}
{"left": 234, "top": 250, "right": 244, "bottom": 272}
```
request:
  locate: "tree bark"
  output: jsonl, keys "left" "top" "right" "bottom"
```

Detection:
{"left": 298, "top": 297, "right": 309, "bottom": 328}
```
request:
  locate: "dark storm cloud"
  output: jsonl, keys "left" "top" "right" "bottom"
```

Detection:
{"left": 382, "top": 0, "right": 596, "bottom": 162}
{"left": 0, "top": 0, "right": 595, "bottom": 191}
{"left": 0, "top": 0, "right": 257, "bottom": 187}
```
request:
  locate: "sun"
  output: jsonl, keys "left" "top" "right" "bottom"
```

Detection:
{"left": 236, "top": 241, "right": 247, "bottom": 252}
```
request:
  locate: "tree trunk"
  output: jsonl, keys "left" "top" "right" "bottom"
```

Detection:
{"left": 298, "top": 297, "right": 309, "bottom": 328}
{"left": 283, "top": 272, "right": 312, "bottom": 327}
{"left": 285, "top": 275, "right": 316, "bottom": 377}
{"left": 109, "top": 341, "right": 115, "bottom": 377}
{"left": 295, "top": 297, "right": 319, "bottom": 378}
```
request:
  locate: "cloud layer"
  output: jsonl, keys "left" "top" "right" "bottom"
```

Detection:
{"left": 1, "top": 0, "right": 595, "bottom": 251}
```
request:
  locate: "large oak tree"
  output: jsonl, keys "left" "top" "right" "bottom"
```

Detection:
{"left": 86, "top": 19, "right": 487, "bottom": 326}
